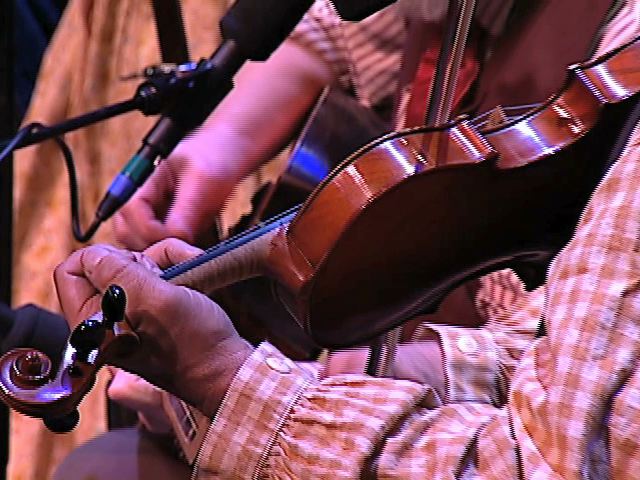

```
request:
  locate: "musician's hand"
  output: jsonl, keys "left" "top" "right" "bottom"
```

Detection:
{"left": 323, "top": 341, "right": 444, "bottom": 399}
{"left": 112, "top": 40, "right": 332, "bottom": 251}
{"left": 54, "top": 239, "right": 254, "bottom": 417}
{"left": 107, "top": 367, "right": 172, "bottom": 435}
{"left": 113, "top": 138, "right": 236, "bottom": 251}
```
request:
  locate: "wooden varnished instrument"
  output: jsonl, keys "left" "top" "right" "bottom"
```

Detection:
{"left": 211, "top": 86, "right": 387, "bottom": 360}
{"left": 1, "top": 35, "right": 640, "bottom": 431}
{"left": 164, "top": 87, "right": 387, "bottom": 464}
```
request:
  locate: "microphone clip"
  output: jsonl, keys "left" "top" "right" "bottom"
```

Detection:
{"left": 132, "top": 59, "right": 216, "bottom": 118}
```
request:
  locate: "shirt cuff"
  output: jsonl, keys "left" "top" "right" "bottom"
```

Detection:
{"left": 194, "top": 342, "right": 317, "bottom": 479}
{"left": 413, "top": 324, "right": 503, "bottom": 405}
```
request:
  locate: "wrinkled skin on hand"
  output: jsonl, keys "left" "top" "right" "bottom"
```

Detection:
{"left": 54, "top": 239, "right": 254, "bottom": 417}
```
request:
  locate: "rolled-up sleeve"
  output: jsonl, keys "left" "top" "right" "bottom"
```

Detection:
{"left": 290, "top": 1, "right": 351, "bottom": 90}
{"left": 414, "top": 324, "right": 503, "bottom": 405}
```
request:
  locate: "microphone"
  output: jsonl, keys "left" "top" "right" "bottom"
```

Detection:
{"left": 95, "top": 0, "right": 314, "bottom": 224}
{"left": 332, "top": 0, "right": 397, "bottom": 20}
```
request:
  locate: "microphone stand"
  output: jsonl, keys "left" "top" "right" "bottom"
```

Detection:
{"left": 2, "top": 0, "right": 316, "bottom": 242}
{"left": 0, "top": 55, "right": 231, "bottom": 154}
{"left": 0, "top": 45, "right": 239, "bottom": 242}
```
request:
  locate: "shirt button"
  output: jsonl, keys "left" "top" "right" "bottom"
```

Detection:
{"left": 457, "top": 335, "right": 478, "bottom": 354}
{"left": 266, "top": 356, "right": 292, "bottom": 374}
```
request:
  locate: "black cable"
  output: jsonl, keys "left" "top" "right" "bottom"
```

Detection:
{"left": 0, "top": 124, "right": 30, "bottom": 165}
{"left": 48, "top": 131, "right": 101, "bottom": 242}
{"left": 1, "top": 122, "right": 102, "bottom": 243}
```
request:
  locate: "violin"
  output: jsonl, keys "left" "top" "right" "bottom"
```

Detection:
{"left": 1, "top": 35, "right": 640, "bottom": 430}
{"left": 209, "top": 86, "right": 388, "bottom": 360}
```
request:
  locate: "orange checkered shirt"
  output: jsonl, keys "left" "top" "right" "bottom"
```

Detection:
{"left": 194, "top": 2, "right": 640, "bottom": 478}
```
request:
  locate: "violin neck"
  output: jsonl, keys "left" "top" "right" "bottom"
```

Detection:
{"left": 157, "top": 208, "right": 299, "bottom": 465}
{"left": 160, "top": 206, "right": 298, "bottom": 294}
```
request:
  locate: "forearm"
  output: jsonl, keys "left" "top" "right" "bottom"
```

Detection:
{"left": 112, "top": 7, "right": 340, "bottom": 249}
{"left": 186, "top": 39, "right": 334, "bottom": 188}
{"left": 323, "top": 340, "right": 445, "bottom": 399}
{"left": 389, "top": 340, "right": 445, "bottom": 398}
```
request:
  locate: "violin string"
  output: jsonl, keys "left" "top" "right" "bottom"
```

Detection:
{"left": 471, "top": 102, "right": 543, "bottom": 129}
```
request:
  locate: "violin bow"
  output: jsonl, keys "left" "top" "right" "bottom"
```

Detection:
{"left": 424, "top": 0, "right": 478, "bottom": 127}
{"left": 366, "top": 0, "right": 478, "bottom": 377}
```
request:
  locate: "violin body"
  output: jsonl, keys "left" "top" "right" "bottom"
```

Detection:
{"left": 213, "top": 87, "right": 388, "bottom": 359}
{"left": 267, "top": 37, "right": 640, "bottom": 347}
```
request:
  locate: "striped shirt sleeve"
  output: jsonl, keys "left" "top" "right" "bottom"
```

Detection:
{"left": 290, "top": 0, "right": 404, "bottom": 108}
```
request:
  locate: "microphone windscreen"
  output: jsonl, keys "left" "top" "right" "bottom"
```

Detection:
{"left": 331, "top": 0, "right": 397, "bottom": 20}
{"left": 221, "top": 0, "right": 314, "bottom": 61}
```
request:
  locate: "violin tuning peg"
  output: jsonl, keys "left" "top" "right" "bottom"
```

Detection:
{"left": 44, "top": 409, "right": 80, "bottom": 433}
{"left": 69, "top": 318, "right": 106, "bottom": 361}
{"left": 101, "top": 284, "right": 127, "bottom": 326}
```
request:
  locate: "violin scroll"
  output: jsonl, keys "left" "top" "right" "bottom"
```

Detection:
{"left": 0, "top": 285, "right": 138, "bottom": 432}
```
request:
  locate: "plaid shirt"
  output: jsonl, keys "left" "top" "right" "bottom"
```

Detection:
{"left": 194, "top": 2, "right": 640, "bottom": 478}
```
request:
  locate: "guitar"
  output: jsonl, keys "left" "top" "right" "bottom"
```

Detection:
{"left": 224, "top": 86, "right": 389, "bottom": 233}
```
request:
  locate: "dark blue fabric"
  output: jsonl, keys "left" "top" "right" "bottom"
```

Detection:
{"left": 13, "top": 0, "right": 67, "bottom": 120}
